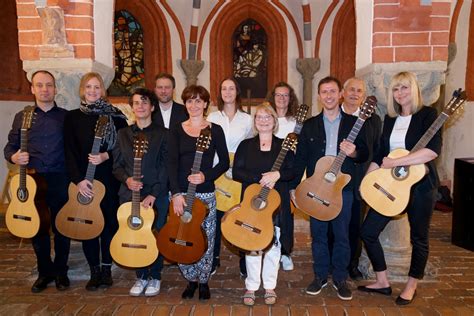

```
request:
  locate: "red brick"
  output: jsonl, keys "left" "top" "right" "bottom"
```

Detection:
{"left": 16, "top": 3, "right": 38, "bottom": 17}
{"left": 64, "top": 2, "right": 93, "bottom": 16}
{"left": 431, "top": 31, "right": 449, "bottom": 45}
{"left": 373, "top": 47, "right": 394, "bottom": 63}
{"left": 113, "top": 304, "right": 137, "bottom": 316}
{"left": 17, "top": 17, "right": 42, "bottom": 31}
{"left": 271, "top": 305, "right": 290, "bottom": 316}
{"left": 172, "top": 305, "right": 192, "bottom": 315}
{"left": 251, "top": 305, "right": 270, "bottom": 315}
{"left": 373, "top": 33, "right": 391, "bottom": 46}
{"left": 431, "top": 17, "right": 450, "bottom": 31}
{"left": 395, "top": 7, "right": 431, "bottom": 32}
{"left": 373, "top": 19, "right": 395, "bottom": 32}
{"left": 57, "top": 303, "right": 85, "bottom": 315}
{"left": 151, "top": 305, "right": 172, "bottom": 316}
{"left": 290, "top": 306, "right": 308, "bottom": 316}
{"left": 431, "top": 2, "right": 451, "bottom": 16}
{"left": 73, "top": 45, "right": 94, "bottom": 59}
{"left": 64, "top": 16, "right": 94, "bottom": 30}
{"left": 433, "top": 46, "right": 448, "bottom": 61}
{"left": 392, "top": 32, "right": 429, "bottom": 46}
{"left": 395, "top": 46, "right": 431, "bottom": 62}
{"left": 375, "top": 0, "right": 399, "bottom": 3}
{"left": 230, "top": 305, "right": 250, "bottom": 316}
{"left": 133, "top": 305, "right": 156, "bottom": 315}
{"left": 66, "top": 30, "right": 94, "bottom": 45}
{"left": 374, "top": 5, "right": 399, "bottom": 19}
{"left": 307, "top": 306, "right": 326, "bottom": 316}
{"left": 213, "top": 305, "right": 231, "bottom": 316}
{"left": 363, "top": 307, "right": 385, "bottom": 316}
{"left": 18, "top": 31, "right": 42, "bottom": 45}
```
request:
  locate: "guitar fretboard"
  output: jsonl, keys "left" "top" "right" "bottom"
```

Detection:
{"left": 184, "top": 151, "right": 204, "bottom": 212}
{"left": 258, "top": 143, "right": 291, "bottom": 201}
{"left": 411, "top": 112, "right": 448, "bottom": 152}
{"left": 84, "top": 136, "right": 102, "bottom": 183}
{"left": 19, "top": 128, "right": 28, "bottom": 191}
{"left": 131, "top": 157, "right": 142, "bottom": 218}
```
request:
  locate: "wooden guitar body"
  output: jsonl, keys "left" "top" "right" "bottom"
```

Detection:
{"left": 221, "top": 183, "right": 281, "bottom": 251}
{"left": 156, "top": 198, "right": 208, "bottom": 264}
{"left": 295, "top": 156, "right": 351, "bottom": 221}
{"left": 215, "top": 153, "right": 242, "bottom": 211}
{"left": 55, "top": 181, "right": 105, "bottom": 240}
{"left": 110, "top": 201, "right": 158, "bottom": 268}
{"left": 360, "top": 148, "right": 426, "bottom": 217}
{"left": 5, "top": 174, "right": 40, "bottom": 238}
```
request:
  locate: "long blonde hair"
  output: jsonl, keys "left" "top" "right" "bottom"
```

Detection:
{"left": 387, "top": 71, "right": 423, "bottom": 117}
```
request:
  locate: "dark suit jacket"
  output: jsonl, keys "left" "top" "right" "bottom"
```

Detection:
{"left": 152, "top": 101, "right": 188, "bottom": 129}
{"left": 374, "top": 106, "right": 442, "bottom": 192}
{"left": 291, "top": 111, "right": 369, "bottom": 191}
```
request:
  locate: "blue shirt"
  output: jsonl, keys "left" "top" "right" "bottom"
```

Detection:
{"left": 323, "top": 111, "right": 341, "bottom": 156}
{"left": 4, "top": 103, "right": 68, "bottom": 173}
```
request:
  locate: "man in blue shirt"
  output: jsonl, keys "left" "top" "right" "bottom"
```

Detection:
{"left": 4, "top": 70, "right": 70, "bottom": 293}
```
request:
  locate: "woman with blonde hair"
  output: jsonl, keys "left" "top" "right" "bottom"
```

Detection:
{"left": 359, "top": 71, "right": 442, "bottom": 305}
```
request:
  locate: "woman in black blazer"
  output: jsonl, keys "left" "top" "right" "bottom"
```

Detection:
{"left": 358, "top": 71, "right": 442, "bottom": 305}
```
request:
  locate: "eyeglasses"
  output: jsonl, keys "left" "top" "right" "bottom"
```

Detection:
{"left": 275, "top": 93, "right": 289, "bottom": 98}
{"left": 255, "top": 115, "right": 273, "bottom": 121}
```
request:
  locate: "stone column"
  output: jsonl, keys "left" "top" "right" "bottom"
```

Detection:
{"left": 180, "top": 59, "right": 205, "bottom": 86}
{"left": 296, "top": 58, "right": 320, "bottom": 115}
{"left": 356, "top": 61, "right": 445, "bottom": 280}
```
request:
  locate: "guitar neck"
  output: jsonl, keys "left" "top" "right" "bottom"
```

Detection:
{"left": 329, "top": 117, "right": 365, "bottom": 175}
{"left": 131, "top": 157, "right": 142, "bottom": 217}
{"left": 259, "top": 144, "right": 290, "bottom": 201}
{"left": 184, "top": 151, "right": 204, "bottom": 212}
{"left": 294, "top": 122, "right": 303, "bottom": 135}
{"left": 84, "top": 136, "right": 102, "bottom": 183}
{"left": 19, "top": 128, "right": 28, "bottom": 191}
{"left": 411, "top": 112, "right": 448, "bottom": 152}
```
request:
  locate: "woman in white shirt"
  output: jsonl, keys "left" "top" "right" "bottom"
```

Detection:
{"left": 207, "top": 77, "right": 253, "bottom": 276}
{"left": 266, "top": 81, "right": 300, "bottom": 271}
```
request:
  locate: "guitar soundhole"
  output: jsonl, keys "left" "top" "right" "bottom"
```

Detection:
{"left": 251, "top": 196, "right": 267, "bottom": 210}
{"left": 77, "top": 193, "right": 92, "bottom": 205}
{"left": 392, "top": 166, "right": 409, "bottom": 180}
{"left": 181, "top": 211, "right": 192, "bottom": 224}
{"left": 128, "top": 215, "right": 143, "bottom": 230}
{"left": 17, "top": 188, "right": 28, "bottom": 202}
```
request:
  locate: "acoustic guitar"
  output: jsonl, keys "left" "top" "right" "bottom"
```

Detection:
{"left": 156, "top": 127, "right": 211, "bottom": 264}
{"left": 361, "top": 89, "right": 467, "bottom": 217}
{"left": 55, "top": 116, "right": 108, "bottom": 240}
{"left": 216, "top": 104, "right": 309, "bottom": 212}
{"left": 221, "top": 133, "right": 298, "bottom": 251}
{"left": 110, "top": 133, "right": 159, "bottom": 268}
{"left": 6, "top": 106, "right": 41, "bottom": 238}
{"left": 295, "top": 96, "right": 377, "bottom": 221}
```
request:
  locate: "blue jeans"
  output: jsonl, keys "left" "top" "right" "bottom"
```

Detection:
{"left": 310, "top": 190, "right": 353, "bottom": 283}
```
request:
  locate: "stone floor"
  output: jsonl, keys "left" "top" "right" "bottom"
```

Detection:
{"left": 0, "top": 205, "right": 473, "bottom": 316}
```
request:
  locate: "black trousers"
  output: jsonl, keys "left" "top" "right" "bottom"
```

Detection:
{"left": 32, "top": 172, "right": 70, "bottom": 277}
{"left": 360, "top": 188, "right": 436, "bottom": 279}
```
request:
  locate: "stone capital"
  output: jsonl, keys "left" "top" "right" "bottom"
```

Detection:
{"left": 180, "top": 59, "right": 205, "bottom": 86}
{"left": 296, "top": 58, "right": 320, "bottom": 80}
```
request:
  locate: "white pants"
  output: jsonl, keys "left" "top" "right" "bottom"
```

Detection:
{"left": 245, "top": 226, "right": 281, "bottom": 291}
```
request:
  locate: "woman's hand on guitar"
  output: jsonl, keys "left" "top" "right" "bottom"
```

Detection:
{"left": 126, "top": 177, "right": 143, "bottom": 192}
{"left": 260, "top": 171, "right": 280, "bottom": 189}
{"left": 142, "top": 195, "right": 156, "bottom": 209}
{"left": 172, "top": 194, "right": 187, "bottom": 216}
{"left": 11, "top": 149, "right": 29, "bottom": 165}
{"left": 77, "top": 179, "right": 94, "bottom": 198}
{"left": 188, "top": 172, "right": 205, "bottom": 185}
{"left": 88, "top": 152, "right": 109, "bottom": 165}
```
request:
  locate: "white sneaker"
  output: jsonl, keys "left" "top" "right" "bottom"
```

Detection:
{"left": 144, "top": 279, "right": 161, "bottom": 296}
{"left": 129, "top": 279, "right": 148, "bottom": 296}
{"left": 280, "top": 255, "right": 294, "bottom": 271}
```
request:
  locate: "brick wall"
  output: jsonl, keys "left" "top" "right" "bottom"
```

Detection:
{"left": 16, "top": 0, "right": 94, "bottom": 61}
{"left": 372, "top": 0, "right": 450, "bottom": 63}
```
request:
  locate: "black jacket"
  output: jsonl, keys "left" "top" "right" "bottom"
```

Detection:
{"left": 152, "top": 101, "right": 188, "bottom": 129}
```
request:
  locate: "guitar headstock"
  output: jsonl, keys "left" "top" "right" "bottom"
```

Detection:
{"left": 295, "top": 104, "right": 309, "bottom": 125}
{"left": 283, "top": 132, "right": 298, "bottom": 152}
{"left": 196, "top": 126, "right": 212, "bottom": 152}
{"left": 133, "top": 132, "right": 148, "bottom": 159}
{"left": 359, "top": 96, "right": 377, "bottom": 120}
{"left": 22, "top": 106, "right": 35, "bottom": 130}
{"left": 95, "top": 115, "right": 109, "bottom": 138}
{"left": 444, "top": 88, "right": 467, "bottom": 116}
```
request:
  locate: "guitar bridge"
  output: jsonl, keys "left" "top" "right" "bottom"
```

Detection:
{"left": 307, "top": 192, "right": 330, "bottom": 206}
{"left": 121, "top": 243, "right": 147, "bottom": 249}
{"left": 13, "top": 214, "right": 32, "bottom": 221}
{"left": 373, "top": 183, "right": 396, "bottom": 202}
{"left": 234, "top": 220, "right": 262, "bottom": 234}
{"left": 170, "top": 238, "right": 193, "bottom": 247}
{"left": 67, "top": 217, "right": 93, "bottom": 225}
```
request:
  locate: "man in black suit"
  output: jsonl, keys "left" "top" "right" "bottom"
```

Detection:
{"left": 152, "top": 73, "right": 188, "bottom": 129}
{"left": 340, "top": 77, "right": 382, "bottom": 280}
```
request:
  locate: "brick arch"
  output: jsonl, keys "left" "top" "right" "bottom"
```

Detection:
{"left": 209, "top": 0, "right": 287, "bottom": 102}
{"left": 467, "top": 2, "right": 474, "bottom": 101}
{"left": 330, "top": 0, "right": 356, "bottom": 84}
{"left": 115, "top": 0, "right": 171, "bottom": 91}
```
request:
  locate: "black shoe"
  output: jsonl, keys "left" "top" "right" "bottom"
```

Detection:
{"left": 305, "top": 277, "right": 328, "bottom": 295}
{"left": 199, "top": 283, "right": 211, "bottom": 300}
{"left": 55, "top": 275, "right": 70, "bottom": 291}
{"left": 349, "top": 266, "right": 363, "bottom": 281}
{"left": 396, "top": 291, "right": 416, "bottom": 305}
{"left": 100, "top": 265, "right": 113, "bottom": 288}
{"left": 333, "top": 280, "right": 353, "bottom": 300}
{"left": 181, "top": 281, "right": 198, "bottom": 299}
{"left": 85, "top": 266, "right": 102, "bottom": 291}
{"left": 31, "top": 276, "right": 54, "bottom": 293}
{"left": 357, "top": 285, "right": 392, "bottom": 296}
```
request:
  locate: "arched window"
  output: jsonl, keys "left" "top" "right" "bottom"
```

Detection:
{"left": 108, "top": 10, "right": 145, "bottom": 96}
{"left": 233, "top": 19, "right": 268, "bottom": 98}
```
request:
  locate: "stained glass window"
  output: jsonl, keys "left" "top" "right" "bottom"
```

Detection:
{"left": 233, "top": 19, "right": 267, "bottom": 98}
{"left": 108, "top": 10, "right": 145, "bottom": 96}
